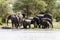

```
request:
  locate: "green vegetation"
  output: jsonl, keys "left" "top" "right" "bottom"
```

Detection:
{"left": 0, "top": 0, "right": 60, "bottom": 28}
{"left": 0, "top": 0, "right": 57, "bottom": 22}
{"left": 0, "top": 0, "right": 14, "bottom": 23}
{"left": 13, "top": 0, "right": 47, "bottom": 18}
{"left": 13, "top": 0, "right": 57, "bottom": 18}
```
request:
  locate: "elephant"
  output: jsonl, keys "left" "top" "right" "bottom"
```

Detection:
{"left": 7, "top": 13, "right": 23, "bottom": 29}
{"left": 33, "top": 16, "right": 40, "bottom": 28}
{"left": 23, "top": 19, "right": 35, "bottom": 29}
{"left": 23, "top": 19, "right": 31, "bottom": 29}
{"left": 32, "top": 12, "right": 53, "bottom": 29}
{"left": 32, "top": 12, "right": 45, "bottom": 28}
{"left": 41, "top": 18, "right": 52, "bottom": 29}
{"left": 33, "top": 17, "right": 52, "bottom": 29}
{"left": 16, "top": 13, "right": 23, "bottom": 27}
{"left": 7, "top": 14, "right": 19, "bottom": 29}
{"left": 44, "top": 13, "right": 53, "bottom": 28}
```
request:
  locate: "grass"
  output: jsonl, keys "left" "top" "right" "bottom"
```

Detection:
{"left": 53, "top": 23, "right": 60, "bottom": 29}
{"left": 53, "top": 19, "right": 60, "bottom": 29}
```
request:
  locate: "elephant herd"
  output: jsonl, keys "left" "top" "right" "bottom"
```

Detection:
{"left": 7, "top": 11, "right": 53, "bottom": 29}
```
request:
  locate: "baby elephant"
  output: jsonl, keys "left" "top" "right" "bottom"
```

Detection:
{"left": 23, "top": 19, "right": 35, "bottom": 29}
{"left": 23, "top": 19, "right": 31, "bottom": 29}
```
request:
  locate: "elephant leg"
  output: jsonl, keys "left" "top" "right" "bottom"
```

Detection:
{"left": 24, "top": 26, "right": 27, "bottom": 29}
{"left": 19, "top": 20, "right": 23, "bottom": 27}
{"left": 51, "top": 23, "right": 53, "bottom": 28}
{"left": 18, "top": 23, "right": 20, "bottom": 28}
{"left": 17, "top": 24, "right": 19, "bottom": 28}
{"left": 42, "top": 25, "right": 45, "bottom": 29}
{"left": 44, "top": 26, "right": 47, "bottom": 29}
{"left": 34, "top": 22, "right": 37, "bottom": 28}
{"left": 42, "top": 25, "right": 43, "bottom": 29}
{"left": 43, "top": 26, "right": 46, "bottom": 29}
{"left": 50, "top": 21, "right": 53, "bottom": 28}
{"left": 34, "top": 24, "right": 37, "bottom": 28}
{"left": 46, "top": 24, "right": 49, "bottom": 28}
{"left": 48, "top": 26, "right": 49, "bottom": 28}
{"left": 18, "top": 23, "right": 21, "bottom": 28}
{"left": 23, "top": 24, "right": 27, "bottom": 29}
{"left": 48, "top": 22, "right": 53, "bottom": 28}
{"left": 39, "top": 24, "right": 41, "bottom": 28}
{"left": 15, "top": 24, "right": 18, "bottom": 29}
{"left": 12, "top": 22, "right": 14, "bottom": 29}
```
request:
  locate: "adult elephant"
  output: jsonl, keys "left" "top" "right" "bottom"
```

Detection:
{"left": 7, "top": 14, "right": 19, "bottom": 29}
{"left": 41, "top": 18, "right": 52, "bottom": 29}
{"left": 33, "top": 12, "right": 45, "bottom": 28}
{"left": 17, "top": 13, "right": 23, "bottom": 27}
{"left": 33, "top": 16, "right": 40, "bottom": 28}
{"left": 7, "top": 13, "right": 23, "bottom": 29}
{"left": 33, "top": 12, "right": 53, "bottom": 29}
{"left": 44, "top": 11, "right": 53, "bottom": 28}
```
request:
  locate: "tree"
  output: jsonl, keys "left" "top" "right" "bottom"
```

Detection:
{"left": 13, "top": 0, "right": 47, "bottom": 18}
{"left": 0, "top": 0, "right": 14, "bottom": 23}
{"left": 54, "top": 1, "right": 60, "bottom": 22}
{"left": 43, "top": 0, "right": 56, "bottom": 13}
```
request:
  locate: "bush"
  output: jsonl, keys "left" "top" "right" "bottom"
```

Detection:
{"left": 55, "top": 16, "right": 60, "bottom": 22}
{"left": 0, "top": 21, "right": 3, "bottom": 25}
